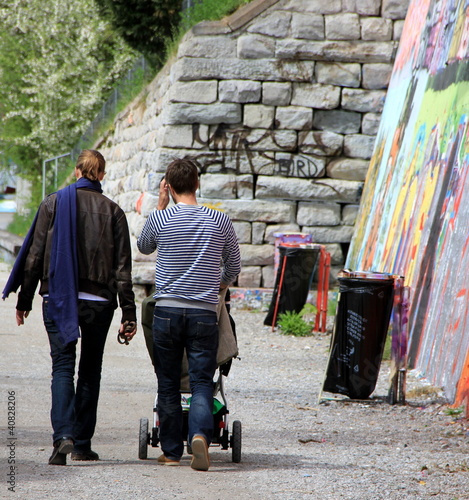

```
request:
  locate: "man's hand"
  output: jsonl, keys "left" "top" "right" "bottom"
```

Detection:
{"left": 157, "top": 177, "right": 170, "bottom": 210}
{"left": 119, "top": 321, "right": 137, "bottom": 342}
{"left": 16, "top": 310, "right": 30, "bottom": 326}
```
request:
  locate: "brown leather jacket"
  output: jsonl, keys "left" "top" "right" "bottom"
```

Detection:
{"left": 17, "top": 187, "right": 136, "bottom": 323}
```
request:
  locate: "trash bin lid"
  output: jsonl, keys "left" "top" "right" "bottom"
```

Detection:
{"left": 338, "top": 269, "right": 404, "bottom": 281}
{"left": 273, "top": 232, "right": 312, "bottom": 238}
{"left": 278, "top": 243, "right": 322, "bottom": 249}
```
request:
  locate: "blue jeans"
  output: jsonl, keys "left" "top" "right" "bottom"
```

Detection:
{"left": 43, "top": 298, "right": 114, "bottom": 450}
{"left": 152, "top": 306, "right": 218, "bottom": 460}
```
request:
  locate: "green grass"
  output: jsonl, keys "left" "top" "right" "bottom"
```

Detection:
{"left": 444, "top": 406, "right": 464, "bottom": 417}
{"left": 166, "top": 0, "right": 251, "bottom": 57}
{"left": 277, "top": 310, "right": 313, "bottom": 337}
{"left": 327, "top": 292, "right": 338, "bottom": 316}
{"left": 382, "top": 334, "right": 392, "bottom": 361}
{"left": 7, "top": 212, "right": 35, "bottom": 238}
{"left": 180, "top": 0, "right": 251, "bottom": 29}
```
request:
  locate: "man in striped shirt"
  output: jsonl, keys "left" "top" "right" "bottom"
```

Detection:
{"left": 137, "top": 158, "right": 241, "bottom": 471}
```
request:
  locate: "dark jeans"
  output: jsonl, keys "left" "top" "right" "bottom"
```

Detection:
{"left": 43, "top": 298, "right": 114, "bottom": 450}
{"left": 152, "top": 306, "right": 218, "bottom": 460}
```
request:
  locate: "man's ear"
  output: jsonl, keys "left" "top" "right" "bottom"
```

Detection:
{"left": 167, "top": 184, "right": 176, "bottom": 201}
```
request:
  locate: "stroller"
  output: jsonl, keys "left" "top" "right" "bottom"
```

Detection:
{"left": 138, "top": 288, "right": 242, "bottom": 463}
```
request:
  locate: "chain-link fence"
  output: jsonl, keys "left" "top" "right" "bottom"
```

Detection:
{"left": 64, "top": 0, "right": 201, "bottom": 165}
{"left": 30, "top": 1, "right": 213, "bottom": 206}
{"left": 70, "top": 0, "right": 203, "bottom": 162}
{"left": 41, "top": 56, "right": 151, "bottom": 198}
{"left": 182, "top": 0, "right": 196, "bottom": 9}
{"left": 70, "top": 57, "right": 151, "bottom": 162}
{"left": 42, "top": 153, "right": 73, "bottom": 199}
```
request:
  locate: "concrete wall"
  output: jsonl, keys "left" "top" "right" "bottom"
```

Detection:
{"left": 97, "top": 0, "right": 409, "bottom": 291}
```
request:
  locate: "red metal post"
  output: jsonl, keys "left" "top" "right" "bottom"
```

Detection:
{"left": 314, "top": 248, "right": 324, "bottom": 332}
{"left": 272, "top": 253, "right": 288, "bottom": 332}
{"left": 320, "top": 251, "right": 331, "bottom": 333}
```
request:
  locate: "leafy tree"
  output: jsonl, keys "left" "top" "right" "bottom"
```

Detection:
{"left": 93, "top": 0, "right": 182, "bottom": 68}
{"left": 93, "top": 0, "right": 251, "bottom": 67}
{"left": 0, "top": 0, "right": 137, "bottom": 177}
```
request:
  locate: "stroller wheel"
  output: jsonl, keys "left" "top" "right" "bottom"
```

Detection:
{"left": 231, "top": 420, "right": 242, "bottom": 463}
{"left": 139, "top": 417, "right": 149, "bottom": 459}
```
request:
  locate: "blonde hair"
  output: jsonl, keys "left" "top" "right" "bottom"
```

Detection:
{"left": 76, "top": 149, "right": 105, "bottom": 181}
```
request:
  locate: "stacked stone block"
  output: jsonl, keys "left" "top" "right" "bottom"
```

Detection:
{"left": 99, "top": 0, "right": 409, "bottom": 290}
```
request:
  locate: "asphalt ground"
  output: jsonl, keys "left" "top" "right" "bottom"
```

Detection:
{"left": 1, "top": 263, "right": 468, "bottom": 500}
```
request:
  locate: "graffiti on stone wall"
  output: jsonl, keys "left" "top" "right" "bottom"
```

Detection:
{"left": 274, "top": 153, "right": 325, "bottom": 178}
{"left": 190, "top": 123, "right": 325, "bottom": 178}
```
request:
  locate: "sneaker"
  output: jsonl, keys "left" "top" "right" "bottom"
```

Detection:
{"left": 49, "top": 437, "right": 74, "bottom": 466}
{"left": 71, "top": 449, "right": 100, "bottom": 461}
{"left": 190, "top": 435, "right": 210, "bottom": 471}
{"left": 157, "top": 454, "right": 180, "bottom": 466}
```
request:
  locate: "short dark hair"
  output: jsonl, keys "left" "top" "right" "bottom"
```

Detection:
{"left": 165, "top": 158, "right": 199, "bottom": 195}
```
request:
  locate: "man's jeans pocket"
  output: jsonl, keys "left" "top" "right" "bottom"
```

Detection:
{"left": 194, "top": 319, "right": 218, "bottom": 351}
{"left": 153, "top": 314, "right": 172, "bottom": 346}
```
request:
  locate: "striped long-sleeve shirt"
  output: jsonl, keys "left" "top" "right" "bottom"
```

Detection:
{"left": 137, "top": 203, "right": 241, "bottom": 309}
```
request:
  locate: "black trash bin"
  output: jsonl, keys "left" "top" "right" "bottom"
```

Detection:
{"left": 264, "top": 244, "right": 320, "bottom": 326}
{"left": 322, "top": 271, "right": 396, "bottom": 399}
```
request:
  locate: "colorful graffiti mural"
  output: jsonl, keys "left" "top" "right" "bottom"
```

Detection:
{"left": 347, "top": 0, "right": 469, "bottom": 406}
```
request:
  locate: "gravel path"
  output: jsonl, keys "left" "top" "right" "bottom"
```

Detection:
{"left": 1, "top": 263, "right": 468, "bottom": 499}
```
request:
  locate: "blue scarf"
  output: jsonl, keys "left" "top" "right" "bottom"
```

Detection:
{"left": 3, "top": 177, "right": 102, "bottom": 345}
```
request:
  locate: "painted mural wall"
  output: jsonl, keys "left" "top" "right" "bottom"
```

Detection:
{"left": 347, "top": 0, "right": 469, "bottom": 405}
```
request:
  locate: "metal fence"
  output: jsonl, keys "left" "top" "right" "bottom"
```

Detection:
{"left": 182, "top": 0, "right": 196, "bottom": 9}
{"left": 70, "top": 56, "right": 151, "bottom": 162}
{"left": 67, "top": 0, "right": 201, "bottom": 164}
{"left": 51, "top": 2, "right": 197, "bottom": 194}
{"left": 42, "top": 57, "right": 150, "bottom": 196}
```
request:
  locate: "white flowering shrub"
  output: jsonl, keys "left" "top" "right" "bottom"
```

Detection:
{"left": 0, "top": 0, "right": 137, "bottom": 175}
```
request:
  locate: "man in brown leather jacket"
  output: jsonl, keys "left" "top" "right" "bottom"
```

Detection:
{"left": 12, "top": 149, "right": 136, "bottom": 465}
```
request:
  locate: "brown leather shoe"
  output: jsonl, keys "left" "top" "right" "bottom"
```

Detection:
{"left": 71, "top": 449, "right": 99, "bottom": 461}
{"left": 49, "top": 437, "right": 74, "bottom": 465}
{"left": 157, "top": 454, "right": 180, "bottom": 466}
{"left": 190, "top": 435, "right": 210, "bottom": 471}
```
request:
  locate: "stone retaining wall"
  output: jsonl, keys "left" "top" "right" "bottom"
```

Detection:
{"left": 0, "top": 230, "right": 23, "bottom": 266}
{"left": 98, "top": 0, "right": 409, "bottom": 292}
